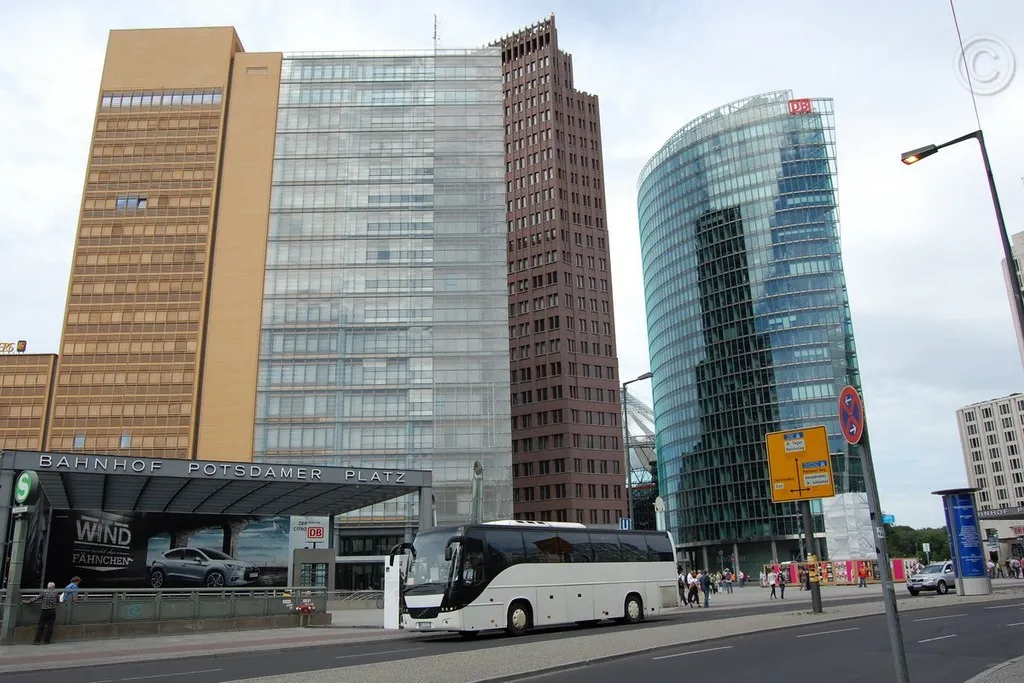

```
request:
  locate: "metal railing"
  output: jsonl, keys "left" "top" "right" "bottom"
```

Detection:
{"left": 0, "top": 587, "right": 329, "bottom": 628}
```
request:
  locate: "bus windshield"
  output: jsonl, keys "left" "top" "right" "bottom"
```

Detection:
{"left": 407, "top": 530, "right": 456, "bottom": 587}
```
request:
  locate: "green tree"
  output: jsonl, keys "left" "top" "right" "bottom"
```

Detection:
{"left": 882, "top": 524, "right": 949, "bottom": 562}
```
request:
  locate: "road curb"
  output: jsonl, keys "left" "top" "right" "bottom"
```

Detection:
{"left": 465, "top": 594, "right": 1024, "bottom": 683}
{"left": 962, "top": 654, "right": 1024, "bottom": 683}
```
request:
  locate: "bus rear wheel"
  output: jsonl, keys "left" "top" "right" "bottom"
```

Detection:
{"left": 506, "top": 600, "right": 532, "bottom": 637}
{"left": 622, "top": 593, "right": 643, "bottom": 625}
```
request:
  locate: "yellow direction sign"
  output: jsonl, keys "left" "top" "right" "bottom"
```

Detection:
{"left": 765, "top": 425, "right": 836, "bottom": 503}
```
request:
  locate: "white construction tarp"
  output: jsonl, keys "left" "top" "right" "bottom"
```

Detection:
{"left": 822, "top": 492, "right": 877, "bottom": 560}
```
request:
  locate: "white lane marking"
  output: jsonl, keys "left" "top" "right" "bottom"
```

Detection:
{"left": 652, "top": 645, "right": 733, "bottom": 660}
{"left": 918, "top": 634, "right": 958, "bottom": 643}
{"left": 335, "top": 646, "right": 425, "bottom": 660}
{"left": 89, "top": 670, "right": 223, "bottom": 683}
{"left": 1007, "top": 621, "right": 1024, "bottom": 627}
{"left": 913, "top": 613, "right": 967, "bottom": 622}
{"left": 984, "top": 603, "right": 1024, "bottom": 610}
{"left": 796, "top": 627, "right": 860, "bottom": 638}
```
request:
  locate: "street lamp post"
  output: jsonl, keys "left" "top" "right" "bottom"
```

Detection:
{"left": 902, "top": 130, "right": 1024, "bottom": 346}
{"left": 621, "top": 371, "right": 653, "bottom": 528}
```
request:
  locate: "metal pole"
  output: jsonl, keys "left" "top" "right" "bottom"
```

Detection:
{"left": 975, "top": 131, "right": 1024, "bottom": 348}
{"left": 859, "top": 421, "right": 911, "bottom": 683}
{"left": 0, "top": 515, "right": 27, "bottom": 645}
{"left": 621, "top": 384, "right": 634, "bottom": 526}
{"left": 800, "top": 500, "right": 823, "bottom": 614}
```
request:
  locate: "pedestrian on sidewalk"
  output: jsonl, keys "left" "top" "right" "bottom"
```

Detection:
{"left": 767, "top": 567, "right": 778, "bottom": 599}
{"left": 778, "top": 570, "right": 787, "bottom": 599}
{"left": 857, "top": 565, "right": 868, "bottom": 588}
{"left": 61, "top": 576, "right": 81, "bottom": 604}
{"left": 22, "top": 582, "right": 60, "bottom": 645}
{"left": 699, "top": 570, "right": 711, "bottom": 608}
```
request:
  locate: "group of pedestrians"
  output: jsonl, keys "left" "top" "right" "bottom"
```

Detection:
{"left": 759, "top": 566, "right": 788, "bottom": 599}
{"left": 21, "top": 576, "right": 81, "bottom": 645}
{"left": 677, "top": 568, "right": 744, "bottom": 608}
{"left": 987, "top": 557, "right": 1023, "bottom": 578}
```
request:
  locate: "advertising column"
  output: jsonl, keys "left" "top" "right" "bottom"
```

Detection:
{"left": 937, "top": 489, "right": 991, "bottom": 596}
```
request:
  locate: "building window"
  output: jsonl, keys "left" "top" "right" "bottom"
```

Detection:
{"left": 120, "top": 432, "right": 132, "bottom": 449}
{"left": 115, "top": 194, "right": 147, "bottom": 211}
{"left": 73, "top": 434, "right": 86, "bottom": 448}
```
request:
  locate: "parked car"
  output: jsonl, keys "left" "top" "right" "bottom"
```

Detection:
{"left": 906, "top": 561, "right": 955, "bottom": 596}
{"left": 149, "top": 547, "right": 260, "bottom": 588}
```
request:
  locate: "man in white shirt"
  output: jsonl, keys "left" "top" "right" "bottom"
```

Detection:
{"left": 767, "top": 568, "right": 778, "bottom": 599}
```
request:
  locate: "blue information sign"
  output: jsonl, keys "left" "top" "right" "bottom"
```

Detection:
{"left": 943, "top": 493, "right": 986, "bottom": 579}
{"left": 882, "top": 514, "right": 895, "bottom": 525}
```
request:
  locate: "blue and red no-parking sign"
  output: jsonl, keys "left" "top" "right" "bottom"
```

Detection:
{"left": 838, "top": 385, "right": 865, "bottom": 445}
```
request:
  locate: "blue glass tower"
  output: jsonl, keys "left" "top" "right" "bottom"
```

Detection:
{"left": 636, "top": 91, "right": 863, "bottom": 570}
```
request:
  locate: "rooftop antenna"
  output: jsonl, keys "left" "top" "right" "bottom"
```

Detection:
{"left": 433, "top": 14, "right": 439, "bottom": 53}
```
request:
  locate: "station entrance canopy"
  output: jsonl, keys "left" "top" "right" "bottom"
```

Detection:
{"left": 0, "top": 450, "right": 433, "bottom": 527}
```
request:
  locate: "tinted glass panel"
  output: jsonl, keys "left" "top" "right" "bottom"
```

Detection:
{"left": 644, "top": 532, "right": 675, "bottom": 562}
{"left": 164, "top": 549, "right": 184, "bottom": 560}
{"left": 618, "top": 533, "right": 647, "bottom": 562}
{"left": 588, "top": 531, "right": 621, "bottom": 562}
{"left": 524, "top": 530, "right": 567, "bottom": 563}
{"left": 485, "top": 529, "right": 526, "bottom": 574}
{"left": 557, "top": 530, "right": 594, "bottom": 562}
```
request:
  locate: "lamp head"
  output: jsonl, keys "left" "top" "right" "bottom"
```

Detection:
{"left": 901, "top": 144, "right": 939, "bottom": 165}
{"left": 637, "top": 371, "right": 653, "bottom": 381}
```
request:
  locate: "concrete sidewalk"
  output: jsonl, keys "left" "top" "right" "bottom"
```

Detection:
{"left": 0, "top": 624, "right": 407, "bottom": 673}
{"left": 230, "top": 591, "right": 1024, "bottom": 683}
{"left": 967, "top": 655, "right": 1024, "bottom": 683}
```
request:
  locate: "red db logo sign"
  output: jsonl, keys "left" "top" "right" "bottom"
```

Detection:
{"left": 306, "top": 526, "right": 325, "bottom": 540}
{"left": 788, "top": 98, "right": 812, "bottom": 115}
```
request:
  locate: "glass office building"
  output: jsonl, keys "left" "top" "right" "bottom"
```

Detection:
{"left": 254, "top": 51, "right": 514, "bottom": 536}
{"left": 636, "top": 91, "right": 863, "bottom": 570}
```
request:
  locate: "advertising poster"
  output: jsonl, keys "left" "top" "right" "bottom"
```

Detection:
{"left": 945, "top": 493, "right": 987, "bottom": 578}
{"left": 34, "top": 510, "right": 294, "bottom": 589}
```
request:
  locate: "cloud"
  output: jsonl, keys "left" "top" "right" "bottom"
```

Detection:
{"left": 1, "top": 0, "right": 1022, "bottom": 531}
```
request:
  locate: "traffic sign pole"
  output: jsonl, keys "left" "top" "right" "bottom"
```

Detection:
{"left": 857, "top": 418, "right": 911, "bottom": 683}
{"left": 800, "top": 499, "right": 823, "bottom": 614}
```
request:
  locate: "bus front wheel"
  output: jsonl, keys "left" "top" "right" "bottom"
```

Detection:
{"left": 506, "top": 600, "right": 532, "bottom": 637}
{"left": 622, "top": 593, "right": 644, "bottom": 625}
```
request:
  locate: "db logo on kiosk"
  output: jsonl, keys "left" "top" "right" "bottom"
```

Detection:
{"left": 306, "top": 526, "right": 326, "bottom": 540}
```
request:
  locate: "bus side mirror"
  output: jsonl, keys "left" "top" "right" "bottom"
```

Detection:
{"left": 445, "top": 546, "right": 453, "bottom": 562}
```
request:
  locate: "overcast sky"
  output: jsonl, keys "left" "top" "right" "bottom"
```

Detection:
{"left": 1, "top": 1, "right": 1021, "bottom": 529}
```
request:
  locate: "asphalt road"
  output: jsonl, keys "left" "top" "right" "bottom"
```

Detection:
{"left": 523, "top": 599, "right": 1024, "bottom": 683}
{"left": 3, "top": 594, "right": 1020, "bottom": 683}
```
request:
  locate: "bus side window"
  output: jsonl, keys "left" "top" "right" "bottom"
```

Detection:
{"left": 557, "top": 531, "right": 593, "bottom": 562}
{"left": 588, "top": 531, "right": 622, "bottom": 562}
{"left": 460, "top": 537, "right": 486, "bottom": 585}
{"left": 617, "top": 533, "right": 647, "bottom": 562}
{"left": 644, "top": 533, "right": 675, "bottom": 562}
{"left": 526, "top": 533, "right": 566, "bottom": 563}
{"left": 484, "top": 529, "right": 526, "bottom": 575}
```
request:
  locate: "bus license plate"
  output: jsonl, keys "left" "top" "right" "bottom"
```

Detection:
{"left": 417, "top": 622, "right": 432, "bottom": 629}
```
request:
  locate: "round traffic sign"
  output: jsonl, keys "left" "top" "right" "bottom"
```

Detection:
{"left": 838, "top": 386, "right": 865, "bottom": 445}
{"left": 13, "top": 470, "right": 40, "bottom": 506}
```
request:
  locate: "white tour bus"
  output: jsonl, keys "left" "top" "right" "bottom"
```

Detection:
{"left": 399, "top": 520, "right": 679, "bottom": 637}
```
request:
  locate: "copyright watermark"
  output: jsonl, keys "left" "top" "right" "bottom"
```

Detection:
{"left": 955, "top": 35, "right": 1016, "bottom": 96}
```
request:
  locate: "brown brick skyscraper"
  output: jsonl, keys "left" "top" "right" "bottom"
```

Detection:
{"left": 494, "top": 15, "right": 626, "bottom": 525}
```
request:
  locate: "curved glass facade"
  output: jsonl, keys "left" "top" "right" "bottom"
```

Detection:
{"left": 637, "top": 91, "right": 863, "bottom": 567}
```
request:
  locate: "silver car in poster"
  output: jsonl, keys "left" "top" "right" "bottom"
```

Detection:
{"left": 149, "top": 547, "right": 259, "bottom": 588}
